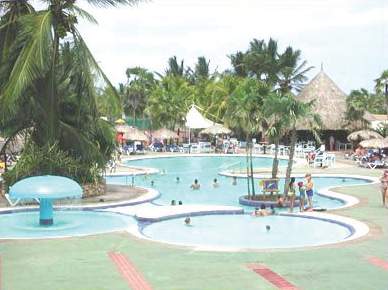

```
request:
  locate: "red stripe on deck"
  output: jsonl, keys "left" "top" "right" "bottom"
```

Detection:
{"left": 247, "top": 264, "right": 299, "bottom": 290}
{"left": 108, "top": 252, "right": 152, "bottom": 290}
{"left": 367, "top": 257, "right": 388, "bottom": 271}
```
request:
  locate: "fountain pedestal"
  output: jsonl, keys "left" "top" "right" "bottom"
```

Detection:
{"left": 39, "top": 199, "right": 53, "bottom": 225}
{"left": 9, "top": 175, "right": 83, "bottom": 227}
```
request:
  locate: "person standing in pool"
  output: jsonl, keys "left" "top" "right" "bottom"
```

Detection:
{"left": 190, "top": 179, "right": 200, "bottom": 190}
{"left": 232, "top": 176, "right": 237, "bottom": 186}
{"left": 297, "top": 181, "right": 306, "bottom": 212}
{"left": 380, "top": 170, "right": 388, "bottom": 207}
{"left": 305, "top": 173, "right": 314, "bottom": 209}
{"left": 288, "top": 177, "right": 296, "bottom": 212}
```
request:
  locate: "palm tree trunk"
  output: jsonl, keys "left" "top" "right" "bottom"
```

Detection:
{"left": 284, "top": 127, "right": 297, "bottom": 195}
{"left": 47, "top": 31, "right": 60, "bottom": 145}
{"left": 245, "top": 135, "right": 251, "bottom": 198}
{"left": 271, "top": 138, "right": 279, "bottom": 179}
{"left": 249, "top": 142, "right": 256, "bottom": 196}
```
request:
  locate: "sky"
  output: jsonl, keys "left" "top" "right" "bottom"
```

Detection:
{"left": 64, "top": 0, "right": 387, "bottom": 93}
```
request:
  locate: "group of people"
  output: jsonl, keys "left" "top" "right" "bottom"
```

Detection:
{"left": 190, "top": 177, "right": 233, "bottom": 190}
{"left": 287, "top": 173, "right": 314, "bottom": 212}
{"left": 251, "top": 204, "right": 276, "bottom": 216}
{"left": 351, "top": 146, "right": 385, "bottom": 166}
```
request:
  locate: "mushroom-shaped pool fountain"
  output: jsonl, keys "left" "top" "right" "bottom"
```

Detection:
{"left": 9, "top": 175, "right": 82, "bottom": 225}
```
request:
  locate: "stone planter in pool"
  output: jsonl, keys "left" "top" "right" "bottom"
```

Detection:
{"left": 239, "top": 195, "right": 300, "bottom": 207}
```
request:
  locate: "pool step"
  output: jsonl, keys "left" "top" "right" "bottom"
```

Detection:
{"left": 247, "top": 263, "right": 299, "bottom": 290}
{"left": 108, "top": 252, "right": 152, "bottom": 290}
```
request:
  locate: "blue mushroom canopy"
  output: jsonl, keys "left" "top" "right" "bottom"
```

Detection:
{"left": 9, "top": 175, "right": 83, "bottom": 200}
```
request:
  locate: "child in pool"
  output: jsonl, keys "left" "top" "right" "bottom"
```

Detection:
{"left": 297, "top": 181, "right": 306, "bottom": 212}
{"left": 288, "top": 177, "right": 296, "bottom": 212}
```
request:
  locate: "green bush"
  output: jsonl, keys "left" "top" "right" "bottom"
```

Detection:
{"left": 2, "top": 141, "right": 102, "bottom": 189}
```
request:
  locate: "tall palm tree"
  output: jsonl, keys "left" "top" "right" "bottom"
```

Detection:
{"left": 225, "top": 79, "right": 270, "bottom": 197}
{"left": 165, "top": 56, "right": 185, "bottom": 77}
{"left": 375, "top": 70, "right": 388, "bottom": 114}
{"left": 0, "top": 0, "right": 138, "bottom": 183}
{"left": 280, "top": 96, "right": 321, "bottom": 195}
{"left": 277, "top": 47, "right": 314, "bottom": 94}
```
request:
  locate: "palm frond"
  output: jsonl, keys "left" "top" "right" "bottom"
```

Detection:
{"left": 72, "top": 29, "right": 120, "bottom": 113}
{"left": 1, "top": 11, "right": 52, "bottom": 117}
{"left": 84, "top": 0, "right": 142, "bottom": 8}
{"left": 68, "top": 5, "right": 98, "bottom": 24}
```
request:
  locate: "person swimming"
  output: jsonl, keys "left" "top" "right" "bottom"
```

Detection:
{"left": 266, "top": 225, "right": 271, "bottom": 232}
{"left": 232, "top": 176, "right": 237, "bottom": 186}
{"left": 184, "top": 217, "right": 191, "bottom": 225}
{"left": 176, "top": 177, "right": 180, "bottom": 183}
{"left": 178, "top": 200, "right": 183, "bottom": 205}
{"left": 190, "top": 179, "right": 200, "bottom": 190}
{"left": 151, "top": 180, "right": 155, "bottom": 187}
{"left": 213, "top": 178, "right": 220, "bottom": 188}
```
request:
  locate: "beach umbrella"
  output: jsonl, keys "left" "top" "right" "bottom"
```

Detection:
{"left": 347, "top": 130, "right": 383, "bottom": 142}
{"left": 359, "top": 137, "right": 388, "bottom": 148}
{"left": 152, "top": 128, "right": 178, "bottom": 140}
{"left": 115, "top": 125, "right": 148, "bottom": 141}
{"left": 200, "top": 123, "right": 231, "bottom": 135}
{"left": 115, "top": 118, "right": 126, "bottom": 124}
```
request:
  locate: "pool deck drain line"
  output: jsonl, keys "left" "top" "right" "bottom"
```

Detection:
{"left": 108, "top": 252, "right": 152, "bottom": 290}
{"left": 367, "top": 257, "right": 388, "bottom": 271}
{"left": 247, "top": 264, "right": 299, "bottom": 290}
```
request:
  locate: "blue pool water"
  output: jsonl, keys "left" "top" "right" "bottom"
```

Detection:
{"left": 106, "top": 156, "right": 370, "bottom": 209}
{"left": 0, "top": 211, "right": 135, "bottom": 238}
{"left": 142, "top": 214, "right": 351, "bottom": 249}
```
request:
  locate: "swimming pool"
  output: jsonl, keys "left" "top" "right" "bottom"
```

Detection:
{"left": 106, "top": 156, "right": 370, "bottom": 209}
{"left": 141, "top": 214, "right": 352, "bottom": 250}
{"left": 0, "top": 210, "right": 136, "bottom": 239}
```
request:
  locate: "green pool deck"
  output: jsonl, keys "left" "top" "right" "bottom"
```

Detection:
{"left": 1, "top": 165, "right": 388, "bottom": 290}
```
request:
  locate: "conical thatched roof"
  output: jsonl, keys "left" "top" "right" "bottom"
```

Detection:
{"left": 200, "top": 123, "right": 231, "bottom": 135}
{"left": 359, "top": 137, "right": 388, "bottom": 148}
{"left": 296, "top": 69, "right": 347, "bottom": 130}
{"left": 115, "top": 125, "right": 148, "bottom": 141}
{"left": 152, "top": 128, "right": 178, "bottom": 140}
{"left": 347, "top": 130, "right": 383, "bottom": 142}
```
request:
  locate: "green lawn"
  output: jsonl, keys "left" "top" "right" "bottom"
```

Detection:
{"left": 1, "top": 180, "right": 387, "bottom": 290}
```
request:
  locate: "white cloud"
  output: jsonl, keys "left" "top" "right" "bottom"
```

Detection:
{"left": 34, "top": 0, "right": 388, "bottom": 92}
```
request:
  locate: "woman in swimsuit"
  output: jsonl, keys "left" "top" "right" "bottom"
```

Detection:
{"left": 380, "top": 170, "right": 388, "bottom": 207}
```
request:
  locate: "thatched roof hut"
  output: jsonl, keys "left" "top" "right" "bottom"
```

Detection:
{"left": 296, "top": 69, "right": 347, "bottom": 130}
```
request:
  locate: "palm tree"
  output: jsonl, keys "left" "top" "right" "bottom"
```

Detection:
{"left": 345, "top": 88, "right": 382, "bottom": 129}
{"left": 165, "top": 56, "right": 185, "bottom": 77}
{"left": 0, "top": 0, "right": 138, "bottom": 183}
{"left": 194, "top": 56, "right": 211, "bottom": 81}
{"left": 277, "top": 47, "right": 314, "bottom": 94}
{"left": 280, "top": 96, "right": 321, "bottom": 195}
{"left": 119, "top": 67, "right": 156, "bottom": 121}
{"left": 145, "top": 75, "right": 194, "bottom": 130}
{"left": 263, "top": 93, "right": 289, "bottom": 179}
{"left": 375, "top": 70, "right": 388, "bottom": 114}
{"left": 225, "top": 79, "right": 270, "bottom": 197}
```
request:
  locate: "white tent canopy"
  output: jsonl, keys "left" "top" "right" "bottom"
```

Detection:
{"left": 185, "top": 105, "right": 214, "bottom": 129}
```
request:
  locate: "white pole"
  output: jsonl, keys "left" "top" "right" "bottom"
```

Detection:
{"left": 188, "top": 127, "right": 191, "bottom": 153}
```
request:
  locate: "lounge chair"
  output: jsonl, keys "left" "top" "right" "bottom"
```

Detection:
{"left": 366, "top": 160, "right": 386, "bottom": 169}
{"left": 4, "top": 193, "right": 40, "bottom": 207}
